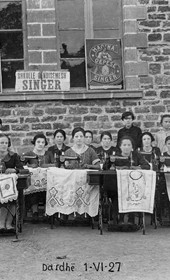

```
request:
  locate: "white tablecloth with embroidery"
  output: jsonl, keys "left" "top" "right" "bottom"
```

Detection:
{"left": 46, "top": 168, "right": 99, "bottom": 217}
{"left": 117, "top": 169, "right": 156, "bottom": 213}
{"left": 24, "top": 167, "right": 47, "bottom": 195}
{"left": 0, "top": 174, "right": 18, "bottom": 204}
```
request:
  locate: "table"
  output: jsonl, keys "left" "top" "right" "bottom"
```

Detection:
{"left": 0, "top": 173, "right": 30, "bottom": 238}
{"left": 87, "top": 170, "right": 157, "bottom": 235}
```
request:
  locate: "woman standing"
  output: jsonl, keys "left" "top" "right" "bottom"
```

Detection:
{"left": 65, "top": 127, "right": 100, "bottom": 169}
{"left": 0, "top": 133, "right": 23, "bottom": 230}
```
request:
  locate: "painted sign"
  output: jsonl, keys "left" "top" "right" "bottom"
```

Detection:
{"left": 85, "top": 39, "right": 123, "bottom": 90}
{"left": 15, "top": 70, "right": 70, "bottom": 92}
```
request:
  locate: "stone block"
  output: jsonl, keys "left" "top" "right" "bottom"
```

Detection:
{"left": 149, "top": 63, "right": 161, "bottom": 75}
{"left": 152, "top": 106, "right": 166, "bottom": 113}
{"left": 123, "top": 0, "right": 137, "bottom": 4}
{"left": 69, "top": 107, "right": 88, "bottom": 115}
{"left": 28, "top": 38, "right": 57, "bottom": 50}
{"left": 124, "top": 6, "right": 147, "bottom": 20}
{"left": 42, "top": 24, "right": 56, "bottom": 36}
{"left": 164, "top": 33, "right": 170, "bottom": 42}
{"left": 124, "top": 48, "right": 137, "bottom": 61}
{"left": 27, "top": 0, "right": 40, "bottom": 9}
{"left": 27, "top": 24, "right": 41, "bottom": 36}
{"left": 125, "top": 76, "right": 139, "bottom": 90}
{"left": 43, "top": 51, "right": 58, "bottom": 63}
{"left": 124, "top": 20, "right": 137, "bottom": 34}
{"left": 27, "top": 11, "right": 55, "bottom": 23}
{"left": 46, "top": 108, "right": 67, "bottom": 115}
{"left": 32, "top": 123, "right": 52, "bottom": 130}
{"left": 125, "top": 62, "right": 148, "bottom": 76}
{"left": 124, "top": 33, "right": 148, "bottom": 47}
{"left": 29, "top": 51, "right": 42, "bottom": 64}
{"left": 41, "top": 0, "right": 55, "bottom": 8}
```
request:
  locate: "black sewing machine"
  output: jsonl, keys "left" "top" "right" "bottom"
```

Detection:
{"left": 54, "top": 154, "right": 81, "bottom": 168}
{"left": 109, "top": 155, "right": 129, "bottom": 170}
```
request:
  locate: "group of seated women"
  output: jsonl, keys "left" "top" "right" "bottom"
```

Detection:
{"left": 0, "top": 125, "right": 168, "bottom": 230}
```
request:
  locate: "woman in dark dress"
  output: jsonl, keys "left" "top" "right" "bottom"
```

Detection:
{"left": 48, "top": 129, "right": 69, "bottom": 167}
{"left": 24, "top": 133, "right": 53, "bottom": 222}
{"left": 95, "top": 131, "right": 116, "bottom": 168}
{"left": 138, "top": 132, "right": 161, "bottom": 171}
{"left": 0, "top": 133, "right": 23, "bottom": 230}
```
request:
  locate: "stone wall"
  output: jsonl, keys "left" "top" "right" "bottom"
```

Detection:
{"left": 0, "top": 0, "right": 170, "bottom": 154}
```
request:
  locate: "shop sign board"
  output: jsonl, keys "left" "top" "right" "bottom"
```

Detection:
{"left": 15, "top": 70, "right": 70, "bottom": 92}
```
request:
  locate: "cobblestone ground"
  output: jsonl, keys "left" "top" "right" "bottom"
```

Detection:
{"left": 0, "top": 221, "right": 170, "bottom": 280}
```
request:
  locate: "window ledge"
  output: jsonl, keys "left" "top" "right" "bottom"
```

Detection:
{"left": 0, "top": 89, "right": 143, "bottom": 101}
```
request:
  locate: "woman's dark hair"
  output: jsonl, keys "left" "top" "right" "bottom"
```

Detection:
{"left": 100, "top": 131, "right": 112, "bottom": 141}
{"left": 53, "top": 129, "right": 66, "bottom": 140}
{"left": 165, "top": 135, "right": 170, "bottom": 144}
{"left": 72, "top": 127, "right": 85, "bottom": 138}
{"left": 121, "top": 111, "right": 135, "bottom": 121}
{"left": 85, "top": 130, "right": 93, "bottom": 139}
{"left": 0, "top": 133, "right": 11, "bottom": 147}
{"left": 31, "top": 133, "right": 48, "bottom": 146}
{"left": 0, "top": 119, "right": 2, "bottom": 125}
{"left": 160, "top": 114, "right": 170, "bottom": 124}
{"left": 118, "top": 135, "right": 135, "bottom": 150}
{"left": 139, "top": 132, "right": 155, "bottom": 147}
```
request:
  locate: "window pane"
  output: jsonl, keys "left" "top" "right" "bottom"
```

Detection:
{"left": 61, "top": 59, "right": 86, "bottom": 87}
{"left": 93, "top": 0, "right": 121, "bottom": 29}
{"left": 94, "top": 29, "right": 121, "bottom": 39}
{"left": 1, "top": 60, "right": 24, "bottom": 88}
{"left": 0, "top": 1, "right": 22, "bottom": 29}
{"left": 60, "top": 31, "right": 85, "bottom": 58}
{"left": 0, "top": 32, "right": 23, "bottom": 59}
{"left": 58, "top": 0, "right": 84, "bottom": 29}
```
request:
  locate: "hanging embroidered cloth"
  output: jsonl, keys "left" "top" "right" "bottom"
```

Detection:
{"left": 116, "top": 169, "right": 156, "bottom": 213}
{"left": 24, "top": 167, "right": 47, "bottom": 195}
{"left": 46, "top": 168, "right": 99, "bottom": 217}
{"left": 163, "top": 166, "right": 170, "bottom": 200}
{"left": 0, "top": 174, "right": 18, "bottom": 204}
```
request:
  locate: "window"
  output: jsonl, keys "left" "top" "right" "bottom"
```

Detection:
{"left": 0, "top": 0, "right": 24, "bottom": 89}
{"left": 57, "top": 0, "right": 122, "bottom": 88}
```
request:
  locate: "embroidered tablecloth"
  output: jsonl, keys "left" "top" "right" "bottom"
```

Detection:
{"left": 0, "top": 174, "right": 18, "bottom": 204}
{"left": 46, "top": 168, "right": 99, "bottom": 217}
{"left": 24, "top": 167, "right": 47, "bottom": 195}
{"left": 116, "top": 169, "right": 156, "bottom": 213}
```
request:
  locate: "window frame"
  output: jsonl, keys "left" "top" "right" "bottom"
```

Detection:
{"left": 55, "top": 0, "right": 124, "bottom": 90}
{"left": 0, "top": 0, "right": 26, "bottom": 90}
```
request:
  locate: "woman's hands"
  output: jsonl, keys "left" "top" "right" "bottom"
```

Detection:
{"left": 5, "top": 168, "right": 16, "bottom": 174}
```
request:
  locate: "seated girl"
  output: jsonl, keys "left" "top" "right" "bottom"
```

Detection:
{"left": 95, "top": 131, "right": 116, "bottom": 167}
{"left": 24, "top": 133, "right": 53, "bottom": 223}
{"left": 138, "top": 132, "right": 161, "bottom": 171}
{"left": 64, "top": 127, "right": 100, "bottom": 169}
{"left": 48, "top": 129, "right": 69, "bottom": 167}
{"left": 104, "top": 136, "right": 150, "bottom": 227}
{"left": 0, "top": 133, "right": 23, "bottom": 230}
{"left": 84, "top": 130, "right": 95, "bottom": 149}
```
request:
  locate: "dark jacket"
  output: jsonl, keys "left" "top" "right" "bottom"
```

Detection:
{"left": 2, "top": 151, "right": 23, "bottom": 173}
{"left": 95, "top": 146, "right": 117, "bottom": 160}
{"left": 138, "top": 147, "right": 161, "bottom": 171}
{"left": 48, "top": 144, "right": 69, "bottom": 157}
{"left": 117, "top": 124, "right": 142, "bottom": 150}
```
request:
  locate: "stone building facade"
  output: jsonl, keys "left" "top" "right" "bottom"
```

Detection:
{"left": 0, "top": 0, "right": 170, "bottom": 153}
